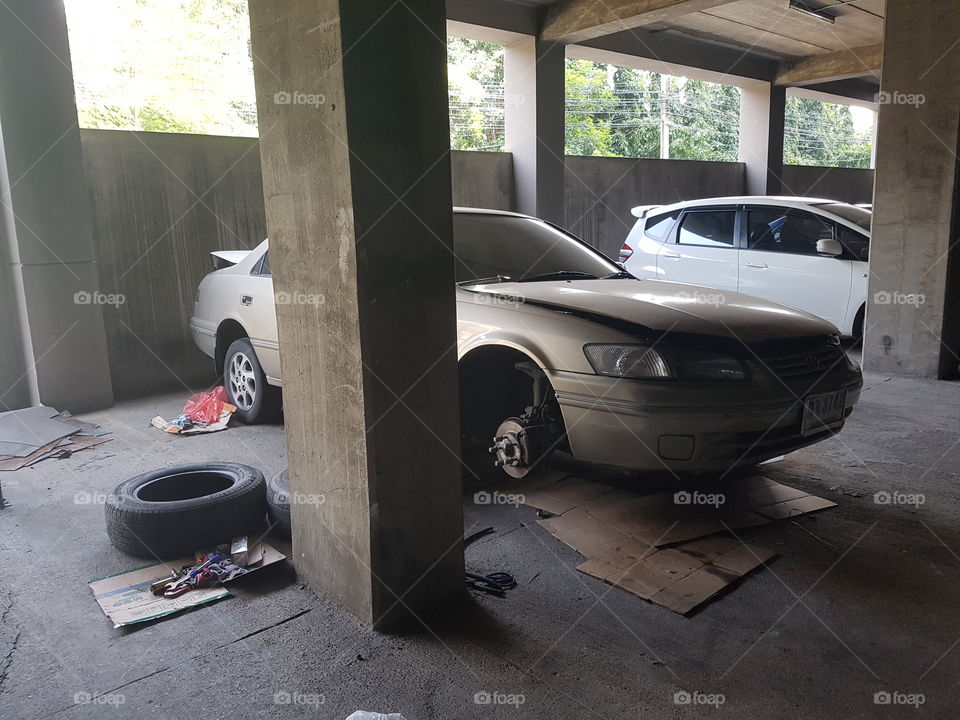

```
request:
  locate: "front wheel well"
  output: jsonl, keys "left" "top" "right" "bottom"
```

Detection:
{"left": 215, "top": 320, "right": 248, "bottom": 376}
{"left": 458, "top": 345, "right": 563, "bottom": 441}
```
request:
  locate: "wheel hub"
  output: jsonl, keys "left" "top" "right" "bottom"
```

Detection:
{"left": 228, "top": 351, "right": 257, "bottom": 411}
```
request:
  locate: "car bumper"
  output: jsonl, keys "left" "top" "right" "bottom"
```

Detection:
{"left": 551, "top": 366, "right": 862, "bottom": 473}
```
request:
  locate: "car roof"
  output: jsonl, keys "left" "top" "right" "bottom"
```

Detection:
{"left": 643, "top": 196, "right": 840, "bottom": 215}
{"left": 453, "top": 206, "right": 536, "bottom": 219}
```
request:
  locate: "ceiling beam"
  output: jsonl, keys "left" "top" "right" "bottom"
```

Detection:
{"left": 541, "top": 0, "right": 738, "bottom": 45}
{"left": 776, "top": 43, "right": 883, "bottom": 86}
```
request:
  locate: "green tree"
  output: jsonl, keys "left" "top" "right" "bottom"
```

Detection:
{"left": 784, "top": 97, "right": 872, "bottom": 168}
{"left": 564, "top": 59, "right": 616, "bottom": 156}
{"left": 447, "top": 37, "right": 504, "bottom": 151}
{"left": 608, "top": 67, "right": 660, "bottom": 158}
{"left": 668, "top": 79, "right": 741, "bottom": 162}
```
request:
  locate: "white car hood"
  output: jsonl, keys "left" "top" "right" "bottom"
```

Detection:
{"left": 469, "top": 278, "right": 839, "bottom": 343}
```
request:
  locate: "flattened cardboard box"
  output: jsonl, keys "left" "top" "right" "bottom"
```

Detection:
{"left": 89, "top": 542, "right": 285, "bottom": 627}
{"left": 514, "top": 473, "right": 834, "bottom": 615}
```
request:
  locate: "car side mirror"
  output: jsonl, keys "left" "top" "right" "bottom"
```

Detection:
{"left": 816, "top": 238, "right": 843, "bottom": 256}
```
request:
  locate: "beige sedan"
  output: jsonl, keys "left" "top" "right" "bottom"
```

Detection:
{"left": 190, "top": 208, "right": 862, "bottom": 478}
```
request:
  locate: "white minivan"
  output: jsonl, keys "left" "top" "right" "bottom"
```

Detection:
{"left": 619, "top": 196, "right": 871, "bottom": 337}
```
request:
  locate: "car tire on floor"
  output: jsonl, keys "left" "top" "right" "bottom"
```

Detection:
{"left": 105, "top": 462, "right": 267, "bottom": 558}
{"left": 224, "top": 337, "right": 281, "bottom": 423}
{"left": 266, "top": 468, "right": 291, "bottom": 537}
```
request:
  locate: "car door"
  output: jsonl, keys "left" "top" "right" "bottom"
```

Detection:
{"left": 739, "top": 206, "right": 852, "bottom": 329}
{"left": 656, "top": 207, "right": 739, "bottom": 292}
{"left": 241, "top": 250, "right": 282, "bottom": 383}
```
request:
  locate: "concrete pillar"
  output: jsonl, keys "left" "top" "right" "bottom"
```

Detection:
{"left": 739, "top": 83, "right": 786, "bottom": 196}
{"left": 0, "top": 0, "right": 113, "bottom": 412}
{"left": 504, "top": 37, "right": 566, "bottom": 223}
{"left": 864, "top": 0, "right": 960, "bottom": 378}
{"left": 249, "top": 0, "right": 464, "bottom": 628}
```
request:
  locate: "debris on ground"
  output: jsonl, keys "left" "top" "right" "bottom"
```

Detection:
{"left": 150, "top": 386, "right": 235, "bottom": 435}
{"left": 504, "top": 473, "right": 837, "bottom": 615}
{"left": 88, "top": 538, "right": 285, "bottom": 627}
{"left": 0, "top": 406, "right": 111, "bottom": 471}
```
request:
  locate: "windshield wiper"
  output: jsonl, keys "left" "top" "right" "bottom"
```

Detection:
{"left": 515, "top": 270, "right": 599, "bottom": 283}
{"left": 457, "top": 275, "right": 512, "bottom": 286}
{"left": 601, "top": 270, "right": 634, "bottom": 279}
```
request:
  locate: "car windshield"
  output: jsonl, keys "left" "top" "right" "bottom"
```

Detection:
{"left": 453, "top": 213, "right": 620, "bottom": 283}
{"left": 819, "top": 202, "right": 872, "bottom": 232}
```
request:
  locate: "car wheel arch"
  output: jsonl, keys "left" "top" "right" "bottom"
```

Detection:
{"left": 215, "top": 319, "right": 249, "bottom": 375}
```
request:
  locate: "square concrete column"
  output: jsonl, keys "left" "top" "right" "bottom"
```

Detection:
{"left": 504, "top": 37, "right": 566, "bottom": 223}
{"left": 739, "top": 83, "right": 786, "bottom": 196}
{"left": 249, "top": 0, "right": 464, "bottom": 628}
{"left": 0, "top": 0, "right": 113, "bottom": 412}
{"left": 864, "top": 0, "right": 960, "bottom": 378}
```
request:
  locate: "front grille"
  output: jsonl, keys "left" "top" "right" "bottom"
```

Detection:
{"left": 754, "top": 337, "right": 845, "bottom": 383}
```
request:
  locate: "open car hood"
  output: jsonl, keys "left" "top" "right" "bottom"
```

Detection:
{"left": 468, "top": 278, "right": 839, "bottom": 344}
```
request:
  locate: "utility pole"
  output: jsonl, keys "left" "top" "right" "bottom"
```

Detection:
{"left": 659, "top": 74, "right": 670, "bottom": 159}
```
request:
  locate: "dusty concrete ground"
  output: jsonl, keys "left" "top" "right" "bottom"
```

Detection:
{"left": 1, "top": 364, "right": 959, "bottom": 719}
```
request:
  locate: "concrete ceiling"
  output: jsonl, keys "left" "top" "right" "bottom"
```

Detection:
{"left": 645, "top": 0, "right": 885, "bottom": 60}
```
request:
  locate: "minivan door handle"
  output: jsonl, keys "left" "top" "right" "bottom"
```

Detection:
{"left": 661, "top": 251, "right": 681, "bottom": 259}
{"left": 240, "top": 294, "right": 253, "bottom": 306}
{"left": 746, "top": 261, "right": 768, "bottom": 269}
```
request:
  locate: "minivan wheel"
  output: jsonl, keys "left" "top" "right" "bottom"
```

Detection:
{"left": 224, "top": 338, "right": 281, "bottom": 423}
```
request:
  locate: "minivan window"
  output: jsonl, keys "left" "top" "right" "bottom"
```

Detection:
{"left": 644, "top": 210, "right": 680, "bottom": 241}
{"left": 747, "top": 208, "right": 833, "bottom": 256}
{"left": 677, "top": 210, "right": 737, "bottom": 248}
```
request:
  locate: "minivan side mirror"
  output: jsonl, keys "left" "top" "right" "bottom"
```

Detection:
{"left": 816, "top": 238, "right": 843, "bottom": 256}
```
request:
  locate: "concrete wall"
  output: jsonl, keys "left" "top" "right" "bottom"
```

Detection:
{"left": 565, "top": 155, "right": 746, "bottom": 258}
{"left": 81, "top": 130, "right": 267, "bottom": 399}
{"left": 80, "top": 132, "right": 514, "bottom": 398}
{"left": 451, "top": 150, "right": 514, "bottom": 211}
{"left": 782, "top": 165, "right": 875, "bottom": 205}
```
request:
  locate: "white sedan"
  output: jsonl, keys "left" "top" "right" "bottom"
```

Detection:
{"left": 618, "top": 196, "right": 871, "bottom": 337}
{"left": 191, "top": 208, "right": 862, "bottom": 477}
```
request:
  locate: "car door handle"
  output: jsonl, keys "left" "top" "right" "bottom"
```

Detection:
{"left": 661, "top": 251, "right": 681, "bottom": 259}
{"left": 746, "top": 261, "right": 768, "bottom": 269}
{"left": 240, "top": 294, "right": 253, "bottom": 306}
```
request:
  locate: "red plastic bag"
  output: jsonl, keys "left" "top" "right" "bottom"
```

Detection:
{"left": 183, "top": 386, "right": 228, "bottom": 425}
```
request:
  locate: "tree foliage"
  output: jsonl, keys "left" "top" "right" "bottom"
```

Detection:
{"left": 784, "top": 97, "right": 872, "bottom": 168}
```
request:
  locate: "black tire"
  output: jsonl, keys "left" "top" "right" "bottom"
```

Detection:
{"left": 105, "top": 462, "right": 266, "bottom": 558}
{"left": 223, "top": 337, "right": 281, "bottom": 423}
{"left": 266, "top": 469, "right": 291, "bottom": 537}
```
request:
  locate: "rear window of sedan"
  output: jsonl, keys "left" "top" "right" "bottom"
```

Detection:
{"left": 453, "top": 213, "right": 619, "bottom": 283}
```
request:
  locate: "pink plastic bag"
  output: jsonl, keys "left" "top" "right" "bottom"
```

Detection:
{"left": 183, "top": 386, "right": 228, "bottom": 425}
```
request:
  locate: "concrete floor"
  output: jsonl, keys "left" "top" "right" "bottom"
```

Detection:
{"left": 2, "top": 364, "right": 959, "bottom": 719}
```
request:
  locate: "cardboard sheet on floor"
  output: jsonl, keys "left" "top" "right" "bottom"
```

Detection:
{"left": 88, "top": 542, "right": 285, "bottom": 627}
{"left": 512, "top": 473, "right": 835, "bottom": 614}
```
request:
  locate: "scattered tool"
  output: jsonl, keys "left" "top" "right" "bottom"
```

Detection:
{"left": 163, "top": 554, "right": 223, "bottom": 598}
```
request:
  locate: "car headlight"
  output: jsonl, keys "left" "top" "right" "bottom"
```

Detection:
{"left": 583, "top": 344, "right": 746, "bottom": 381}
{"left": 583, "top": 344, "right": 672, "bottom": 379}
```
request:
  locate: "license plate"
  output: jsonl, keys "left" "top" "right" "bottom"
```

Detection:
{"left": 801, "top": 390, "right": 847, "bottom": 437}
